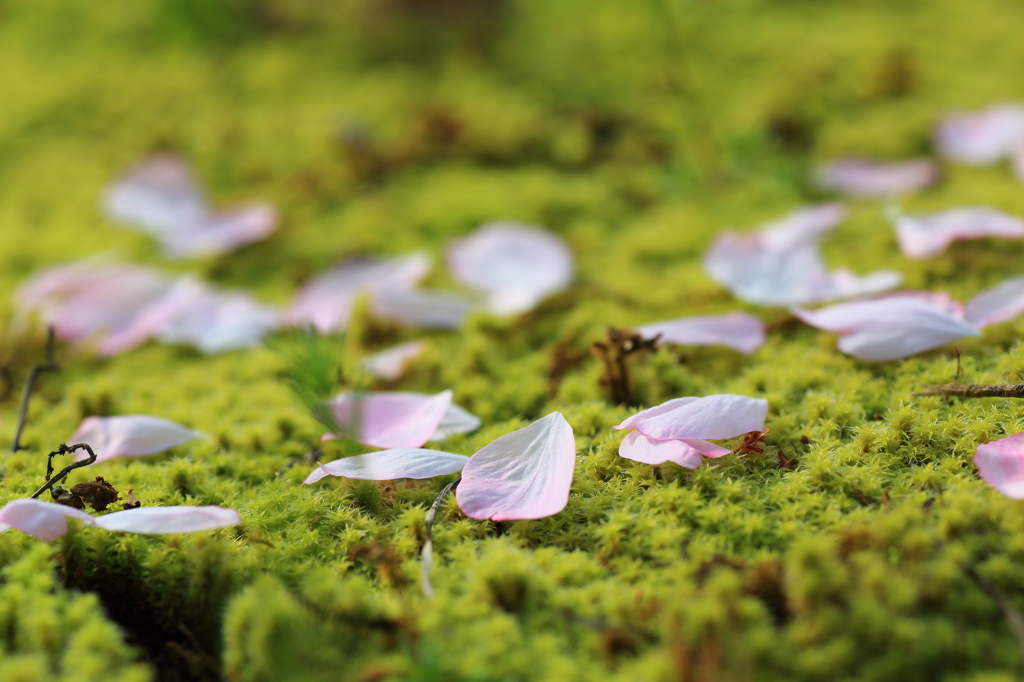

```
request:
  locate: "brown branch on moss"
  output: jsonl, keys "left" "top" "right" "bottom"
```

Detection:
{"left": 10, "top": 326, "right": 59, "bottom": 454}
{"left": 421, "top": 475, "right": 461, "bottom": 599}
{"left": 30, "top": 442, "right": 97, "bottom": 500}
{"left": 591, "top": 328, "right": 660, "bottom": 407}
{"left": 547, "top": 344, "right": 587, "bottom": 397}
{"left": 914, "top": 383, "right": 1024, "bottom": 399}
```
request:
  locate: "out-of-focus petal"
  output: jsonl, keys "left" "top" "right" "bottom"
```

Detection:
{"left": 159, "top": 204, "right": 278, "bottom": 260}
{"left": 287, "top": 253, "right": 431, "bottom": 334}
{"left": 93, "top": 506, "right": 240, "bottom": 534}
{"left": 975, "top": 433, "right": 1024, "bottom": 499}
{"left": 618, "top": 431, "right": 708, "bottom": 469}
{"left": 759, "top": 203, "right": 847, "bottom": 251}
{"left": 103, "top": 154, "right": 206, "bottom": 237}
{"left": 636, "top": 312, "right": 766, "bottom": 353}
{"left": 322, "top": 390, "right": 453, "bottom": 449}
{"left": 816, "top": 158, "right": 939, "bottom": 197}
{"left": 70, "top": 415, "right": 205, "bottom": 463}
{"left": 304, "top": 449, "right": 469, "bottom": 484}
{"left": 155, "top": 283, "right": 280, "bottom": 353}
{"left": 447, "top": 222, "right": 573, "bottom": 315}
{"left": 371, "top": 288, "right": 479, "bottom": 329}
{"left": 0, "top": 499, "right": 96, "bottom": 541}
{"left": 631, "top": 394, "right": 768, "bottom": 441}
{"left": 456, "top": 411, "right": 576, "bottom": 521}
{"left": 935, "top": 104, "right": 1024, "bottom": 165}
{"left": 893, "top": 207, "right": 1024, "bottom": 259}
{"left": 359, "top": 340, "right": 426, "bottom": 380}
{"left": 430, "top": 402, "right": 482, "bottom": 441}
{"left": 966, "top": 276, "right": 1024, "bottom": 328}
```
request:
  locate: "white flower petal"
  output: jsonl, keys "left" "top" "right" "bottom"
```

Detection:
{"left": 304, "top": 449, "right": 469, "bottom": 484}
{"left": 636, "top": 312, "right": 766, "bottom": 353}
{"left": 0, "top": 499, "right": 96, "bottom": 541}
{"left": 70, "top": 415, "right": 205, "bottom": 463}
{"left": 93, "top": 506, "right": 240, "bottom": 534}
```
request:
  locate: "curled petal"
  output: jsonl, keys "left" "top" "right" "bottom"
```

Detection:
{"left": 304, "top": 449, "right": 469, "bottom": 484}
{"left": 975, "top": 433, "right": 1024, "bottom": 499}
{"left": 636, "top": 312, "right": 766, "bottom": 353}
{"left": 935, "top": 104, "right": 1024, "bottom": 165}
{"left": 816, "top": 158, "right": 939, "bottom": 197}
{"left": 893, "top": 207, "right": 1024, "bottom": 259}
{"left": 93, "top": 506, "right": 240, "bottom": 534}
{"left": 371, "top": 288, "right": 479, "bottom": 329}
{"left": 0, "top": 499, "right": 96, "bottom": 540}
{"left": 322, "top": 390, "right": 453, "bottom": 449}
{"left": 631, "top": 394, "right": 768, "bottom": 441}
{"left": 359, "top": 340, "right": 426, "bottom": 380}
{"left": 70, "top": 415, "right": 205, "bottom": 463}
{"left": 447, "top": 222, "right": 573, "bottom": 315}
{"left": 617, "top": 431, "right": 714, "bottom": 469}
{"left": 614, "top": 397, "right": 701, "bottom": 431}
{"left": 966, "top": 276, "right": 1024, "bottom": 328}
{"left": 456, "top": 411, "right": 576, "bottom": 521}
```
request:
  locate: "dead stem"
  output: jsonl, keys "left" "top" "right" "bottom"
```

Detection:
{"left": 914, "top": 383, "right": 1024, "bottom": 399}
{"left": 421, "top": 475, "right": 461, "bottom": 599}
{"left": 10, "top": 326, "right": 59, "bottom": 454}
{"left": 591, "top": 327, "right": 660, "bottom": 406}
{"left": 30, "top": 443, "right": 97, "bottom": 500}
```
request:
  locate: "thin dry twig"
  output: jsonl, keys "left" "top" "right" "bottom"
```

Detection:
{"left": 421, "top": 476, "right": 461, "bottom": 599}
{"left": 10, "top": 326, "right": 59, "bottom": 454}
{"left": 968, "top": 567, "right": 1024, "bottom": 676}
{"left": 30, "top": 442, "right": 97, "bottom": 500}
{"left": 591, "top": 328, "right": 660, "bottom": 406}
{"left": 914, "top": 382, "right": 1024, "bottom": 399}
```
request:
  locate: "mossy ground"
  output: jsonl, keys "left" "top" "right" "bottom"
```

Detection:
{"left": 3, "top": 1, "right": 1024, "bottom": 680}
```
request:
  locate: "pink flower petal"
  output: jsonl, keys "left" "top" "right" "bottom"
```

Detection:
{"left": 816, "top": 158, "right": 939, "bottom": 197}
{"left": 614, "top": 397, "right": 701, "bottom": 431}
{"left": 456, "top": 411, "right": 576, "bottom": 521}
{"left": 371, "top": 288, "right": 479, "bottom": 329}
{"left": 304, "top": 449, "right": 469, "bottom": 484}
{"left": 155, "top": 282, "right": 280, "bottom": 353}
{"left": 70, "top": 415, "right": 205, "bottom": 463}
{"left": 359, "top": 340, "right": 427, "bottom": 380}
{"left": 630, "top": 394, "right": 768, "bottom": 441}
{"left": 288, "top": 253, "right": 431, "bottom": 334}
{"left": 93, "top": 506, "right": 240, "bottom": 534}
{"left": 757, "top": 203, "right": 847, "bottom": 251}
{"left": 635, "top": 312, "right": 766, "bottom": 353}
{"left": 966, "top": 277, "right": 1024, "bottom": 328}
{"left": 0, "top": 499, "right": 96, "bottom": 541}
{"left": 975, "top": 433, "right": 1024, "bottom": 499}
{"left": 618, "top": 431, "right": 707, "bottom": 469}
{"left": 430, "top": 402, "right": 482, "bottom": 441}
{"left": 447, "top": 222, "right": 573, "bottom": 315}
{"left": 935, "top": 104, "right": 1024, "bottom": 165}
{"left": 104, "top": 154, "right": 206, "bottom": 237}
{"left": 322, "top": 390, "right": 454, "bottom": 449}
{"left": 893, "top": 207, "right": 1024, "bottom": 259}
{"left": 158, "top": 204, "right": 278, "bottom": 260}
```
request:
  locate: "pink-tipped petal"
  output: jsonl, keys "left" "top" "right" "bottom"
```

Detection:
{"left": 0, "top": 499, "right": 95, "bottom": 541}
{"left": 155, "top": 283, "right": 280, "bottom": 353}
{"left": 816, "top": 158, "right": 939, "bottom": 197}
{"left": 935, "top": 104, "right": 1024, "bottom": 165}
{"left": 975, "top": 433, "right": 1024, "bottom": 499}
{"left": 371, "top": 288, "right": 479, "bottom": 329}
{"left": 359, "top": 340, "right": 427, "bottom": 380}
{"left": 447, "top": 222, "right": 573, "bottom": 315}
{"left": 304, "top": 449, "right": 469, "bottom": 484}
{"left": 159, "top": 204, "right": 278, "bottom": 259}
{"left": 322, "top": 390, "right": 453, "bottom": 449}
{"left": 456, "top": 411, "right": 576, "bottom": 521}
{"left": 893, "top": 207, "right": 1024, "bottom": 259}
{"left": 636, "top": 312, "right": 766, "bottom": 353}
{"left": 966, "top": 277, "right": 1024, "bottom": 328}
{"left": 70, "top": 415, "right": 205, "bottom": 463}
{"left": 632, "top": 394, "right": 768, "bottom": 441}
{"left": 93, "top": 506, "right": 240, "bottom": 534}
{"left": 618, "top": 431, "right": 703, "bottom": 469}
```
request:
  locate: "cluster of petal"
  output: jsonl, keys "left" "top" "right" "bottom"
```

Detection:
{"left": 815, "top": 158, "right": 939, "bottom": 197}
{"left": 307, "top": 411, "right": 576, "bottom": 521}
{"left": 0, "top": 498, "right": 240, "bottom": 541}
{"left": 635, "top": 312, "right": 766, "bottom": 354}
{"left": 447, "top": 222, "right": 573, "bottom": 315}
{"left": 975, "top": 433, "right": 1024, "bottom": 499}
{"left": 891, "top": 207, "right": 1024, "bottom": 259}
{"left": 70, "top": 415, "right": 205, "bottom": 463}
{"left": 319, "top": 390, "right": 480, "bottom": 449}
{"left": 104, "top": 154, "right": 277, "bottom": 259}
{"left": 935, "top": 104, "right": 1024, "bottom": 165}
{"left": 704, "top": 205, "right": 900, "bottom": 306}
{"left": 613, "top": 395, "right": 768, "bottom": 469}
{"left": 358, "top": 340, "right": 427, "bottom": 380}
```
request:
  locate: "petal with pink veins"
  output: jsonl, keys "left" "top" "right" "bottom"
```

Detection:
{"left": 456, "top": 411, "right": 576, "bottom": 521}
{"left": 359, "top": 340, "right": 426, "bottom": 380}
{"left": 304, "top": 449, "right": 469, "bottom": 484}
{"left": 816, "top": 158, "right": 939, "bottom": 197}
{"left": 630, "top": 394, "right": 768, "bottom": 441}
{"left": 892, "top": 207, "right": 1024, "bottom": 259}
{"left": 974, "top": 433, "right": 1024, "bottom": 499}
{"left": 70, "top": 415, "right": 206, "bottom": 463}
{"left": 966, "top": 276, "right": 1024, "bottom": 328}
{"left": 935, "top": 104, "right": 1024, "bottom": 165}
{"left": 0, "top": 499, "right": 96, "bottom": 541}
{"left": 636, "top": 312, "right": 766, "bottom": 353}
{"left": 93, "top": 506, "right": 241, "bottom": 534}
{"left": 322, "top": 390, "right": 454, "bottom": 449}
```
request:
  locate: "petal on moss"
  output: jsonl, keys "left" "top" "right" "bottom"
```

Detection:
{"left": 975, "top": 433, "right": 1024, "bottom": 498}
{"left": 893, "top": 207, "right": 1024, "bottom": 259}
{"left": 430, "top": 402, "right": 482, "bottom": 441}
{"left": 70, "top": 415, "right": 206, "bottom": 463}
{"left": 0, "top": 499, "right": 95, "bottom": 541}
{"left": 359, "top": 340, "right": 426, "bottom": 380}
{"left": 103, "top": 154, "right": 206, "bottom": 237}
{"left": 966, "top": 276, "right": 1024, "bottom": 328}
{"left": 155, "top": 283, "right": 280, "bottom": 353}
{"left": 447, "top": 222, "right": 573, "bottom": 315}
{"left": 304, "top": 449, "right": 469, "bottom": 484}
{"left": 158, "top": 204, "right": 278, "bottom": 260}
{"left": 371, "top": 288, "right": 479, "bottom": 329}
{"left": 935, "top": 104, "right": 1024, "bottom": 165}
{"left": 618, "top": 431, "right": 709, "bottom": 469}
{"left": 630, "top": 394, "right": 768, "bottom": 441}
{"left": 815, "top": 158, "right": 939, "bottom": 197}
{"left": 456, "top": 411, "right": 576, "bottom": 521}
{"left": 93, "top": 506, "right": 241, "bottom": 534}
{"left": 322, "top": 390, "right": 454, "bottom": 449}
{"left": 636, "top": 312, "right": 766, "bottom": 353}
{"left": 756, "top": 203, "right": 847, "bottom": 250}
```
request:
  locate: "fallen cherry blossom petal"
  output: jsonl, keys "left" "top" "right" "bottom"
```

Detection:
{"left": 965, "top": 276, "right": 1024, "bottom": 328}
{"left": 371, "top": 288, "right": 479, "bottom": 329}
{"left": 155, "top": 282, "right": 280, "bottom": 353}
{"left": 935, "top": 104, "right": 1024, "bottom": 165}
{"left": 816, "top": 158, "right": 939, "bottom": 197}
{"left": 757, "top": 203, "right": 847, "bottom": 250}
{"left": 92, "top": 506, "right": 241, "bottom": 534}
{"left": 430, "top": 402, "right": 483, "bottom": 442}
{"left": 322, "top": 390, "right": 454, "bottom": 449}
{"left": 158, "top": 204, "right": 277, "bottom": 260}
{"left": 456, "top": 411, "right": 576, "bottom": 521}
{"left": 795, "top": 296, "right": 981, "bottom": 361}
{"left": 288, "top": 253, "right": 431, "bottom": 333}
{"left": 304, "top": 449, "right": 469, "bottom": 484}
{"left": 618, "top": 431, "right": 726, "bottom": 469}
{"left": 892, "top": 207, "right": 1024, "bottom": 259}
{"left": 975, "top": 433, "right": 1024, "bottom": 499}
{"left": 0, "top": 499, "right": 95, "bottom": 541}
{"left": 359, "top": 340, "right": 426, "bottom": 380}
{"left": 635, "top": 312, "right": 766, "bottom": 353}
{"left": 70, "top": 415, "right": 205, "bottom": 463}
{"left": 447, "top": 222, "right": 573, "bottom": 315}
{"left": 623, "top": 394, "right": 768, "bottom": 441}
